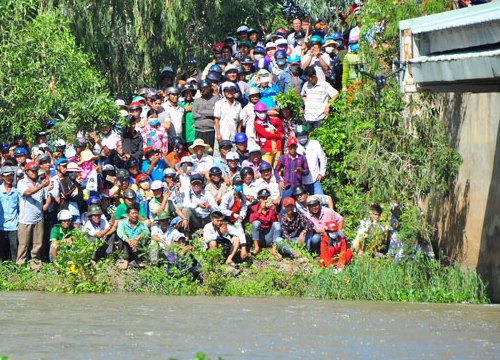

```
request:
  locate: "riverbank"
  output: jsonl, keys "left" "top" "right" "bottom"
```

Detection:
{"left": 0, "top": 244, "right": 489, "bottom": 303}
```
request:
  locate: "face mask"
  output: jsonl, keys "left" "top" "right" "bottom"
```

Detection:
{"left": 349, "top": 44, "right": 359, "bottom": 52}
{"left": 139, "top": 182, "right": 150, "bottom": 190}
{"left": 324, "top": 47, "right": 334, "bottom": 54}
{"left": 68, "top": 172, "right": 78, "bottom": 181}
{"left": 255, "top": 112, "right": 267, "bottom": 120}
{"left": 255, "top": 54, "right": 264, "bottom": 61}
{"left": 234, "top": 185, "right": 243, "bottom": 193}
{"left": 298, "top": 136, "right": 308, "bottom": 145}
{"left": 149, "top": 118, "right": 159, "bottom": 126}
{"left": 328, "top": 232, "right": 339, "bottom": 245}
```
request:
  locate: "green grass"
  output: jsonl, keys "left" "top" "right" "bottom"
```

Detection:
{"left": 0, "top": 249, "right": 489, "bottom": 303}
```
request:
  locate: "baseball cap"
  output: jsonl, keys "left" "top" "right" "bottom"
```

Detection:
{"left": 283, "top": 197, "right": 296, "bottom": 207}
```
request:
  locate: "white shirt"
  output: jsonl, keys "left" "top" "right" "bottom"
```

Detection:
{"left": 203, "top": 222, "right": 245, "bottom": 244}
{"left": 151, "top": 225, "right": 185, "bottom": 247}
{"left": 255, "top": 178, "right": 281, "bottom": 201}
{"left": 162, "top": 101, "right": 185, "bottom": 136}
{"left": 17, "top": 178, "right": 47, "bottom": 225}
{"left": 190, "top": 154, "right": 214, "bottom": 175}
{"left": 219, "top": 191, "right": 248, "bottom": 219}
{"left": 182, "top": 189, "right": 218, "bottom": 219}
{"left": 301, "top": 79, "right": 338, "bottom": 122}
{"left": 297, "top": 139, "right": 327, "bottom": 185}
{"left": 83, "top": 218, "right": 109, "bottom": 237}
{"left": 214, "top": 98, "right": 242, "bottom": 141}
{"left": 242, "top": 180, "right": 260, "bottom": 202}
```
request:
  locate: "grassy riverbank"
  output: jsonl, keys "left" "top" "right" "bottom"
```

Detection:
{"left": 0, "top": 240, "right": 489, "bottom": 303}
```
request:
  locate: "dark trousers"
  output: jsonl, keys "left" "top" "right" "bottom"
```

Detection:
{"left": 0, "top": 230, "right": 18, "bottom": 262}
{"left": 195, "top": 130, "right": 215, "bottom": 149}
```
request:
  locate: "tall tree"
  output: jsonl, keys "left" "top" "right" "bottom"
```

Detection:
{"left": 0, "top": 9, "right": 117, "bottom": 142}
{"left": 43, "top": 0, "right": 285, "bottom": 94}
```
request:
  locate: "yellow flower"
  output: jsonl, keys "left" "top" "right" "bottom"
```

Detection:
{"left": 69, "top": 264, "right": 76, "bottom": 273}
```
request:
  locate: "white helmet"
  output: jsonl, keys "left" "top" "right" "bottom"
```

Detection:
{"left": 57, "top": 209, "right": 72, "bottom": 221}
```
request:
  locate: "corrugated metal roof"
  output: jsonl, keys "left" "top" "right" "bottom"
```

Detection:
{"left": 410, "top": 49, "right": 500, "bottom": 63}
{"left": 399, "top": 2, "right": 500, "bottom": 34}
{"left": 410, "top": 49, "right": 500, "bottom": 83}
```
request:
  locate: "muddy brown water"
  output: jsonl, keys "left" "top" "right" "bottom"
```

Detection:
{"left": 0, "top": 292, "right": 498, "bottom": 359}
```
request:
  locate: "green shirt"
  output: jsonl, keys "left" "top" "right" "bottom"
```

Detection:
{"left": 114, "top": 203, "right": 147, "bottom": 220}
{"left": 179, "top": 100, "right": 195, "bottom": 143}
{"left": 50, "top": 224, "right": 74, "bottom": 242}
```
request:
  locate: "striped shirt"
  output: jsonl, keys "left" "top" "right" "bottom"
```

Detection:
{"left": 275, "top": 153, "right": 309, "bottom": 189}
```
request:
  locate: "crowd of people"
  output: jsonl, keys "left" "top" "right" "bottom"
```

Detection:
{"left": 1, "top": 2, "right": 405, "bottom": 273}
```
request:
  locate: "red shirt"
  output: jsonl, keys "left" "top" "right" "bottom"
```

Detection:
{"left": 254, "top": 116, "right": 283, "bottom": 153}
{"left": 249, "top": 203, "right": 278, "bottom": 230}
{"left": 320, "top": 233, "right": 348, "bottom": 268}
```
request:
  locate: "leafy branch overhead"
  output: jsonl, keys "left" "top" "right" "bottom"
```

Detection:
{"left": 0, "top": 9, "right": 118, "bottom": 142}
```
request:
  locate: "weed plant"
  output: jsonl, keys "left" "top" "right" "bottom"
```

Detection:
{"left": 0, "top": 240, "right": 489, "bottom": 304}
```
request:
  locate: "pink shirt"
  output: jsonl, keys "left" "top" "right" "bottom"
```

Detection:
{"left": 306, "top": 208, "right": 344, "bottom": 233}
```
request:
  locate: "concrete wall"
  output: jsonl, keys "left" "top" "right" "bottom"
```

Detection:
{"left": 430, "top": 92, "right": 500, "bottom": 302}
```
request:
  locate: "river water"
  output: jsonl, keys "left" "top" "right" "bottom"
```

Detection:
{"left": 0, "top": 292, "right": 498, "bottom": 359}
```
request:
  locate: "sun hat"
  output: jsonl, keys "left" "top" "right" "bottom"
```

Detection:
{"left": 189, "top": 138, "right": 210, "bottom": 153}
{"left": 66, "top": 162, "right": 82, "bottom": 172}
{"left": 175, "top": 156, "right": 194, "bottom": 170}
{"left": 78, "top": 149, "right": 94, "bottom": 164}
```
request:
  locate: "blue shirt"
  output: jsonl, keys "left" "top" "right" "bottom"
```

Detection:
{"left": 250, "top": 83, "right": 280, "bottom": 109}
{"left": 141, "top": 159, "right": 167, "bottom": 181}
{"left": 213, "top": 157, "right": 230, "bottom": 177}
{"left": 0, "top": 184, "right": 19, "bottom": 231}
{"left": 117, "top": 220, "right": 150, "bottom": 241}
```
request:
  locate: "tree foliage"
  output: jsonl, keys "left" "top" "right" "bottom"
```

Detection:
{"left": 0, "top": 8, "right": 118, "bottom": 142}
{"left": 40, "top": 0, "right": 286, "bottom": 94}
{"left": 311, "top": 0, "right": 461, "bottom": 250}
